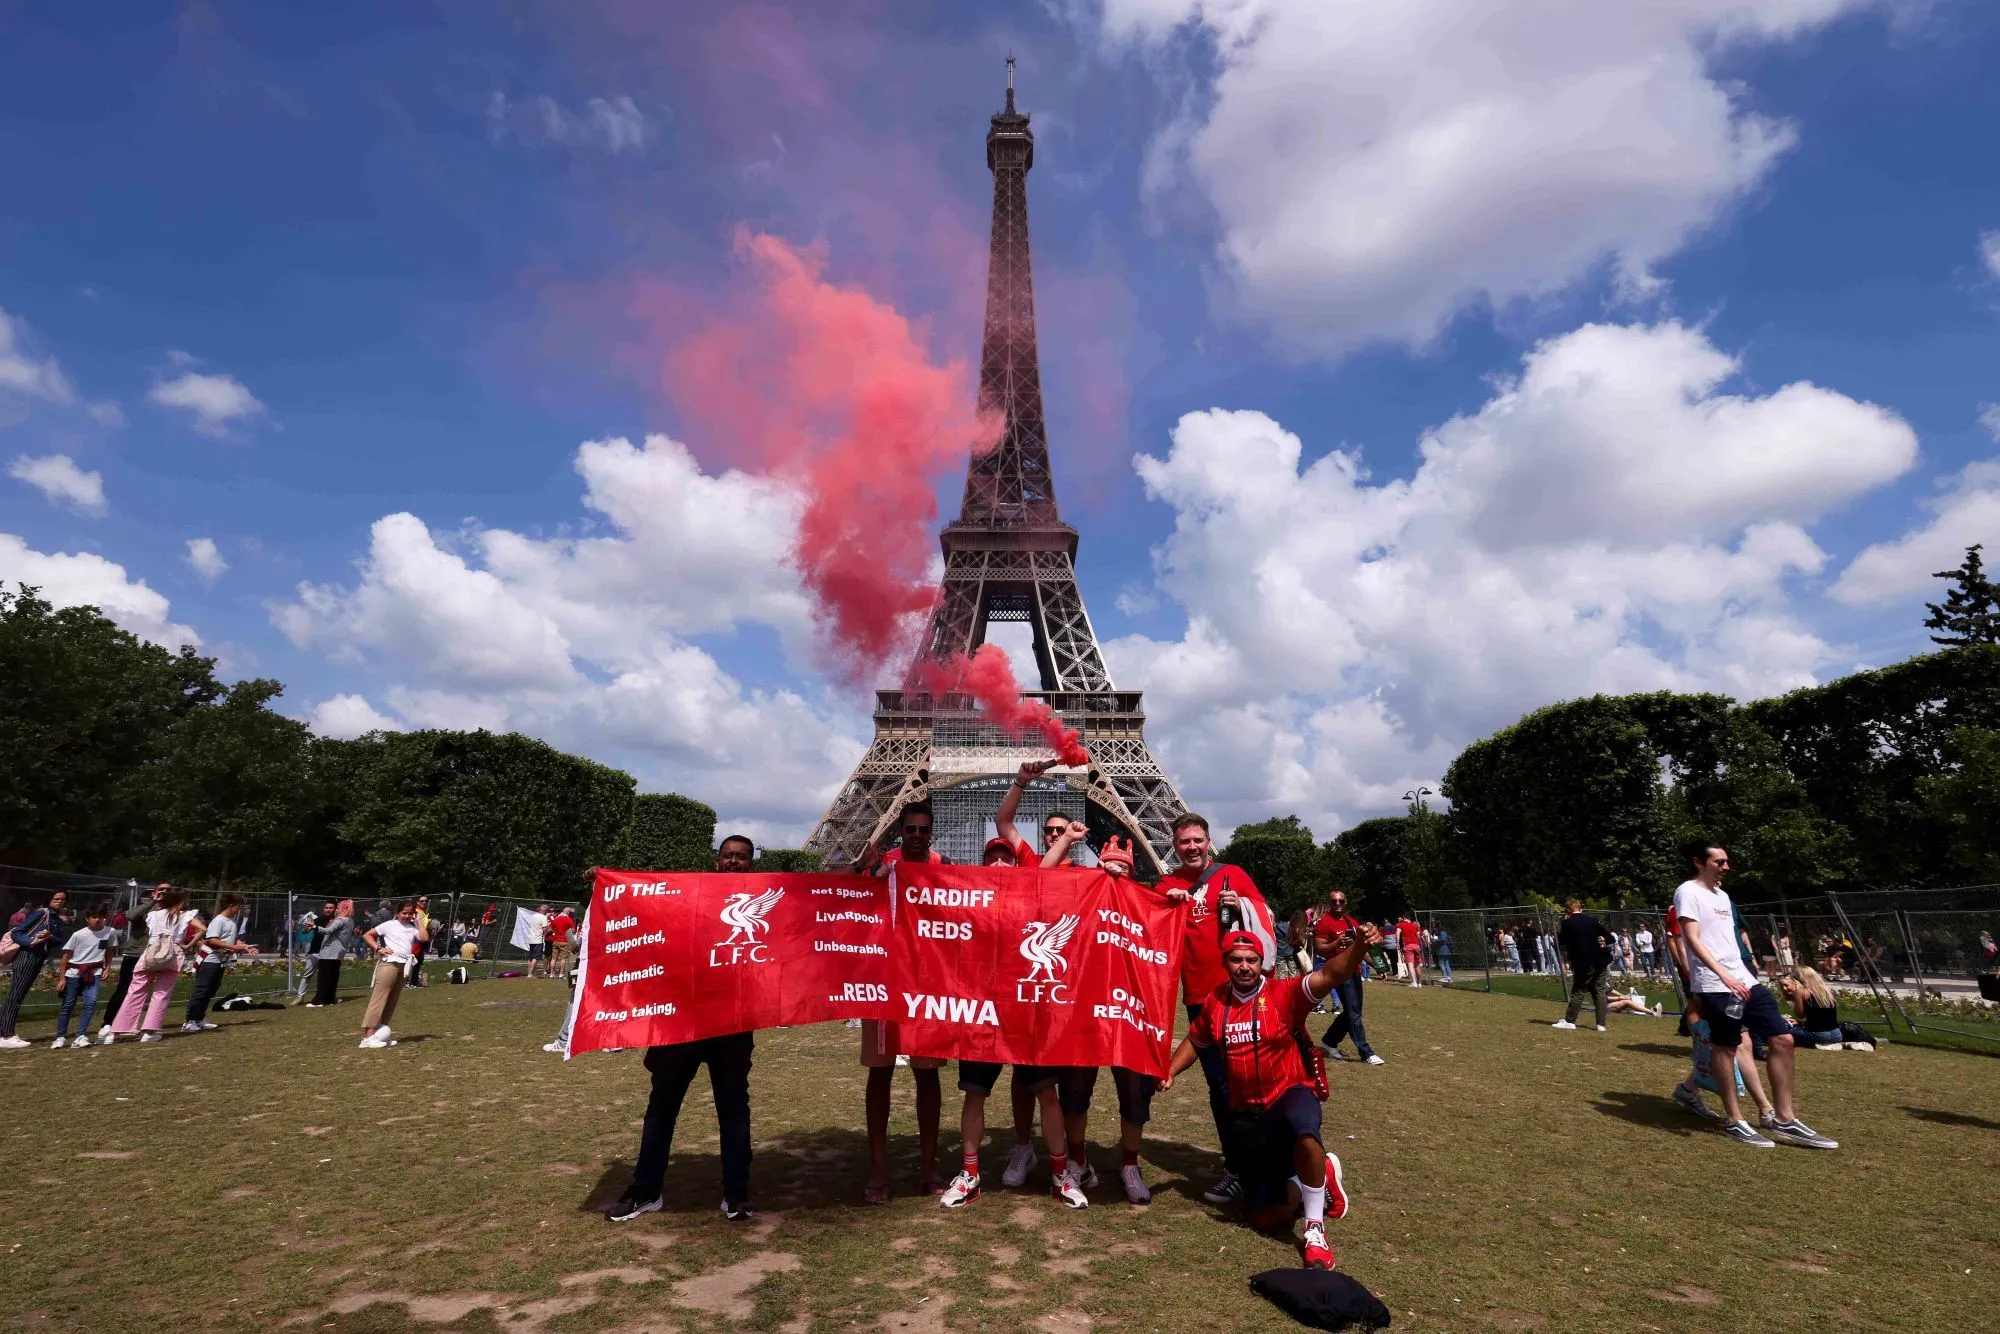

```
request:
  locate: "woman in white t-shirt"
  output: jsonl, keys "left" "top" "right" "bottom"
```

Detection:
{"left": 357, "top": 900, "right": 428, "bottom": 1049}
{"left": 105, "top": 886, "right": 197, "bottom": 1044}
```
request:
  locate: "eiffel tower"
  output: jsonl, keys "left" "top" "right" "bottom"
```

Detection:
{"left": 805, "top": 60, "right": 1187, "bottom": 875}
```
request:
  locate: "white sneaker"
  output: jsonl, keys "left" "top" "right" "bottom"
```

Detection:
{"left": 139, "top": 1033, "right": 162, "bottom": 1043}
{"left": 181, "top": 1021, "right": 202, "bottom": 1034}
{"left": 1550, "top": 1020, "right": 1577, "bottom": 1030}
{"left": 3, "top": 1034, "right": 36, "bottom": 1048}
{"left": 844, "top": 1018, "right": 863, "bottom": 1029}
{"left": 96, "top": 1024, "right": 110, "bottom": 1039}
{"left": 1363, "top": 1054, "right": 1386, "bottom": 1066}
{"left": 893, "top": 1053, "right": 911, "bottom": 1067}
{"left": 542, "top": 1042, "right": 565, "bottom": 1053}
{"left": 98, "top": 1031, "right": 116, "bottom": 1046}
{"left": 359, "top": 1035, "right": 393, "bottom": 1049}
{"left": 50, "top": 1036, "right": 67, "bottom": 1049}
{"left": 198, "top": 1021, "right": 218, "bottom": 1031}
{"left": 372, "top": 1025, "right": 392, "bottom": 1043}
{"left": 1119, "top": 1163, "right": 1151, "bottom": 1205}
{"left": 1595, "top": 1025, "right": 1608, "bottom": 1032}
{"left": 1000, "top": 1141, "right": 1038, "bottom": 1188}
{"left": 1321, "top": 1044, "right": 1346, "bottom": 1061}
{"left": 939, "top": 1170, "right": 981, "bottom": 1209}
{"left": 1072, "top": 1159, "right": 1099, "bottom": 1190}
{"left": 1052, "top": 1171, "right": 1089, "bottom": 1209}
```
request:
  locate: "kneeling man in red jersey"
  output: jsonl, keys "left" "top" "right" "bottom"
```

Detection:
{"left": 1161, "top": 922, "right": 1382, "bottom": 1270}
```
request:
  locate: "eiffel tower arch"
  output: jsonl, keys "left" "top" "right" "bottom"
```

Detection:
{"left": 805, "top": 61, "right": 1188, "bottom": 876}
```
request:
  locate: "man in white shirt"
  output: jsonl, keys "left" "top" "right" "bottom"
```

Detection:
{"left": 524, "top": 905, "right": 551, "bottom": 979}
{"left": 1634, "top": 926, "right": 1656, "bottom": 977}
{"left": 1672, "top": 841, "right": 1836, "bottom": 1150}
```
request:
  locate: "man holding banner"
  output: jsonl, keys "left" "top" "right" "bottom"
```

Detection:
{"left": 1156, "top": 812, "right": 1276, "bottom": 1207}
{"left": 605, "top": 834, "right": 762, "bottom": 1224}
{"left": 1162, "top": 920, "right": 1383, "bottom": 1271}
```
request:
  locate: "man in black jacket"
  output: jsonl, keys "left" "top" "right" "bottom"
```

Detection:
{"left": 1553, "top": 900, "right": 1613, "bottom": 1031}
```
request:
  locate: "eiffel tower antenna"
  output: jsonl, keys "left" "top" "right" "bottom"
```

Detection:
{"left": 805, "top": 63, "right": 1188, "bottom": 874}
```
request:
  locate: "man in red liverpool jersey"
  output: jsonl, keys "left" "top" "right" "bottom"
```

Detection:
{"left": 1155, "top": 811, "right": 1276, "bottom": 1206}
{"left": 1161, "top": 922, "right": 1383, "bottom": 1270}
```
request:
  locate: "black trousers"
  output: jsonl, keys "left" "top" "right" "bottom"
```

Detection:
{"left": 1186, "top": 1003, "right": 1247, "bottom": 1179}
{"left": 102, "top": 956, "right": 140, "bottom": 1027}
{"left": 312, "top": 957, "right": 342, "bottom": 1006}
{"left": 1322, "top": 976, "right": 1374, "bottom": 1058}
{"left": 0, "top": 951, "right": 47, "bottom": 1037}
{"left": 185, "top": 960, "right": 226, "bottom": 1023}
{"left": 631, "top": 1032, "right": 754, "bottom": 1204}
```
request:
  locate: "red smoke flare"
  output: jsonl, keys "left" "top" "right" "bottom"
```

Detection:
{"left": 664, "top": 230, "right": 997, "bottom": 682}
{"left": 918, "top": 644, "right": 1090, "bottom": 767}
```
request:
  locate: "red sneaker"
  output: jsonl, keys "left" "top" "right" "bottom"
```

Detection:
{"left": 1302, "top": 1220, "right": 1335, "bottom": 1270}
{"left": 1325, "top": 1152, "right": 1349, "bottom": 1221}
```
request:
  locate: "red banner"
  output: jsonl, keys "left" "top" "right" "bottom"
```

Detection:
{"left": 889, "top": 864, "right": 1183, "bottom": 1077}
{"left": 568, "top": 869, "right": 893, "bottom": 1055}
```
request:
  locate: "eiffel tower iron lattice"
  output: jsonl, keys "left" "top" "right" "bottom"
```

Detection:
{"left": 805, "top": 61, "right": 1188, "bottom": 876}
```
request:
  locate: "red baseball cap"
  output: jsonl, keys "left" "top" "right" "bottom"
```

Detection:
{"left": 983, "top": 837, "right": 1019, "bottom": 862}
{"left": 1221, "top": 930, "right": 1264, "bottom": 958}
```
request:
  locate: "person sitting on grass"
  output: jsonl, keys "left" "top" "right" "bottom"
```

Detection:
{"left": 1777, "top": 967, "right": 1856, "bottom": 1049}
{"left": 1160, "top": 921, "right": 1384, "bottom": 1272}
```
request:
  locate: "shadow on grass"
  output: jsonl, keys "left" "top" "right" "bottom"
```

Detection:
{"left": 576, "top": 1127, "right": 1230, "bottom": 1215}
{"left": 1591, "top": 1090, "right": 1700, "bottom": 1136}
{"left": 1619, "top": 1042, "right": 1695, "bottom": 1057}
{"left": 1901, "top": 1105, "right": 2000, "bottom": 1131}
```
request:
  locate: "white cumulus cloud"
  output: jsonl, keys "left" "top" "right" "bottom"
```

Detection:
{"left": 0, "top": 533, "right": 199, "bottom": 649}
{"left": 1107, "top": 319, "right": 1917, "bottom": 834}
{"left": 0, "top": 307, "right": 77, "bottom": 409}
{"left": 307, "top": 693, "right": 404, "bottom": 740}
{"left": 149, "top": 365, "right": 267, "bottom": 437}
{"left": 272, "top": 433, "right": 858, "bottom": 837}
{"left": 1094, "top": 0, "right": 1881, "bottom": 354}
{"left": 8, "top": 453, "right": 106, "bottom": 516}
{"left": 1831, "top": 457, "right": 2000, "bottom": 606}
{"left": 185, "top": 537, "right": 228, "bottom": 582}
{"left": 1980, "top": 230, "right": 2000, "bottom": 281}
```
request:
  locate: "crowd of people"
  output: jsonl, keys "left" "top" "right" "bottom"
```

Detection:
{"left": 0, "top": 884, "right": 582, "bottom": 1051}
{"left": 3, "top": 764, "right": 1863, "bottom": 1275}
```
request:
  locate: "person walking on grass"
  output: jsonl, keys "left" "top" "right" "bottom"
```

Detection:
{"left": 0, "top": 890, "right": 68, "bottom": 1048}
{"left": 607, "top": 836, "right": 763, "bottom": 1224}
{"left": 1552, "top": 900, "right": 1614, "bottom": 1032}
{"left": 1433, "top": 926, "right": 1454, "bottom": 983}
{"left": 1396, "top": 914, "right": 1423, "bottom": 987}
{"left": 357, "top": 901, "right": 427, "bottom": 1048}
{"left": 51, "top": 903, "right": 114, "bottom": 1048}
{"left": 522, "top": 904, "right": 552, "bottom": 979}
{"left": 104, "top": 887, "right": 197, "bottom": 1044}
{"left": 293, "top": 900, "right": 336, "bottom": 1004}
{"left": 183, "top": 894, "right": 258, "bottom": 1034}
{"left": 1314, "top": 892, "right": 1383, "bottom": 1067}
{"left": 1674, "top": 840, "right": 1837, "bottom": 1150}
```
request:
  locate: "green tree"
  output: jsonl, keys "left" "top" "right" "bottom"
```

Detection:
{"left": 755, "top": 849, "right": 825, "bottom": 873}
{"left": 1330, "top": 817, "right": 1409, "bottom": 917}
{"left": 625, "top": 793, "right": 720, "bottom": 871}
{"left": 1218, "top": 815, "right": 1327, "bottom": 919}
{"left": 1664, "top": 713, "right": 1853, "bottom": 902}
{"left": 1401, "top": 793, "right": 1469, "bottom": 911}
{"left": 0, "top": 584, "right": 221, "bottom": 868}
{"left": 1923, "top": 544, "right": 1999, "bottom": 646}
{"left": 1918, "top": 726, "right": 2000, "bottom": 882}
{"left": 124, "top": 678, "right": 315, "bottom": 889}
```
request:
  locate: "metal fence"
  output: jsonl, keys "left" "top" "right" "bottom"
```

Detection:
{"left": 2, "top": 868, "right": 583, "bottom": 1022}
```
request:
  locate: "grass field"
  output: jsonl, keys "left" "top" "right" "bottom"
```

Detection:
{"left": 2, "top": 978, "right": 1996, "bottom": 1333}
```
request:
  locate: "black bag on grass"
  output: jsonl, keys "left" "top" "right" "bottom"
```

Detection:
{"left": 1249, "top": 1269, "right": 1391, "bottom": 1331}
{"left": 447, "top": 966, "right": 469, "bottom": 985}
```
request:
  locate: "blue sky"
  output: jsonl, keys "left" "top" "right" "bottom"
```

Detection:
{"left": 4, "top": 1, "right": 1999, "bottom": 845}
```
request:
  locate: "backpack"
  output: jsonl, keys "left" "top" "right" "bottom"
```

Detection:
{"left": 1249, "top": 1269, "right": 1391, "bottom": 1330}
{"left": 137, "top": 912, "right": 185, "bottom": 974}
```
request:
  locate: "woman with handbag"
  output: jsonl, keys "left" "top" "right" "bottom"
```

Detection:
{"left": 308, "top": 900, "right": 354, "bottom": 1007}
{"left": 0, "top": 890, "right": 68, "bottom": 1047}
{"left": 103, "top": 886, "right": 195, "bottom": 1044}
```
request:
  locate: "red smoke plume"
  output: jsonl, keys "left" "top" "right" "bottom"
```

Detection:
{"left": 918, "top": 644, "right": 1090, "bottom": 767}
{"left": 664, "top": 230, "right": 997, "bottom": 681}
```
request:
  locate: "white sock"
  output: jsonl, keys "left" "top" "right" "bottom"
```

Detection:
{"left": 1295, "top": 1176, "right": 1326, "bottom": 1224}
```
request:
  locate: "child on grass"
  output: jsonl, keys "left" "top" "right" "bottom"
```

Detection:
{"left": 52, "top": 904, "right": 113, "bottom": 1048}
